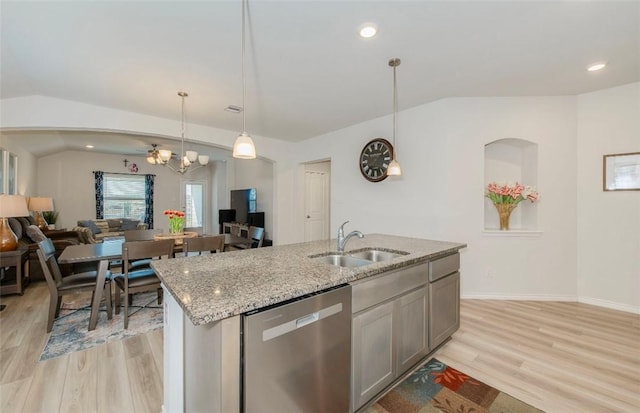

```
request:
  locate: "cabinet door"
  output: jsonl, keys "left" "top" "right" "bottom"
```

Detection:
{"left": 429, "top": 272, "right": 460, "bottom": 349}
{"left": 397, "top": 287, "right": 428, "bottom": 373}
{"left": 351, "top": 300, "right": 396, "bottom": 411}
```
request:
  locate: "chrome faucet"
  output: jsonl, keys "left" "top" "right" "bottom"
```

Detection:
{"left": 337, "top": 221, "right": 364, "bottom": 252}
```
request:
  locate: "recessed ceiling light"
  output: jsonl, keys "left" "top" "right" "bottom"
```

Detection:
{"left": 586, "top": 62, "right": 607, "bottom": 72}
{"left": 85, "top": 145, "right": 94, "bottom": 149}
{"left": 359, "top": 23, "right": 378, "bottom": 39}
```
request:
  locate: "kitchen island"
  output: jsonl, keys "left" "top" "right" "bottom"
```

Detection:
{"left": 152, "top": 234, "right": 466, "bottom": 413}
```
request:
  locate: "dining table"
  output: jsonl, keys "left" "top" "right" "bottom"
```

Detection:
{"left": 58, "top": 238, "right": 124, "bottom": 331}
{"left": 57, "top": 233, "right": 254, "bottom": 330}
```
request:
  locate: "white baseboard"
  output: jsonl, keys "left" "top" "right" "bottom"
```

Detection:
{"left": 578, "top": 296, "right": 640, "bottom": 314}
{"left": 461, "top": 293, "right": 640, "bottom": 314}
{"left": 461, "top": 293, "right": 576, "bottom": 301}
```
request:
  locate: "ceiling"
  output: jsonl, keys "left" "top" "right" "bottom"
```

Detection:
{"left": 1, "top": 0, "right": 639, "bottom": 155}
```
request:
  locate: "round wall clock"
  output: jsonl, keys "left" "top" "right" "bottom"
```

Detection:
{"left": 359, "top": 138, "right": 394, "bottom": 182}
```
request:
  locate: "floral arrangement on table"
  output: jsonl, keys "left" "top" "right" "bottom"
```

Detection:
{"left": 485, "top": 182, "right": 539, "bottom": 230}
{"left": 164, "top": 209, "right": 185, "bottom": 234}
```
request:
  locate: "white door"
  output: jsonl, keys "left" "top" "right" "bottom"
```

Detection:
{"left": 304, "top": 171, "right": 329, "bottom": 242}
{"left": 181, "top": 180, "right": 206, "bottom": 232}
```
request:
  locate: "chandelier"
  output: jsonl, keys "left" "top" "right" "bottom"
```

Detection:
{"left": 147, "top": 91, "right": 209, "bottom": 174}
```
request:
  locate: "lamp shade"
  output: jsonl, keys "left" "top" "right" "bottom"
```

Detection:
{"left": 387, "top": 159, "right": 402, "bottom": 176}
{"left": 28, "top": 196, "right": 54, "bottom": 212}
{"left": 233, "top": 132, "right": 257, "bottom": 159}
{"left": 0, "top": 195, "right": 30, "bottom": 217}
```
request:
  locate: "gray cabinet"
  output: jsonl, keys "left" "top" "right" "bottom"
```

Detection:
{"left": 428, "top": 253, "right": 461, "bottom": 350}
{"left": 350, "top": 262, "right": 430, "bottom": 411}
{"left": 351, "top": 300, "right": 396, "bottom": 410}
{"left": 397, "top": 287, "right": 428, "bottom": 372}
{"left": 351, "top": 287, "right": 429, "bottom": 411}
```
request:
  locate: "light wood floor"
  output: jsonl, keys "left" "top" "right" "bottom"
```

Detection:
{"left": 1, "top": 282, "right": 639, "bottom": 412}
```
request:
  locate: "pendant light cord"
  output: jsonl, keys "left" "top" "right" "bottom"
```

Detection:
{"left": 242, "top": 0, "right": 247, "bottom": 134}
{"left": 393, "top": 63, "right": 397, "bottom": 152}
{"left": 181, "top": 93, "right": 185, "bottom": 167}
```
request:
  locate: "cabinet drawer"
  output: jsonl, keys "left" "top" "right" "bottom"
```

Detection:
{"left": 429, "top": 253, "right": 459, "bottom": 282}
{"left": 351, "top": 263, "right": 428, "bottom": 314}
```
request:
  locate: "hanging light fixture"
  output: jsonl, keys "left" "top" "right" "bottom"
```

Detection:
{"left": 233, "top": 0, "right": 257, "bottom": 159}
{"left": 148, "top": 92, "right": 210, "bottom": 173}
{"left": 387, "top": 58, "right": 402, "bottom": 176}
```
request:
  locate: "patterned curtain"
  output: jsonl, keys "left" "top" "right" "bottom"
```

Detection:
{"left": 94, "top": 171, "right": 104, "bottom": 219}
{"left": 145, "top": 174, "right": 154, "bottom": 229}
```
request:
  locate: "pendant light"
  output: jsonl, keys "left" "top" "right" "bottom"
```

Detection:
{"left": 387, "top": 58, "right": 402, "bottom": 176}
{"left": 233, "top": 0, "right": 257, "bottom": 159}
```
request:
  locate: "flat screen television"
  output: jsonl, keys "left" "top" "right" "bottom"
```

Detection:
{"left": 230, "top": 188, "right": 257, "bottom": 224}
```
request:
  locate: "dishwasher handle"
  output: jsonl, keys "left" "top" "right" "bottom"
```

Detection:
{"left": 261, "top": 302, "right": 343, "bottom": 342}
{"left": 296, "top": 312, "right": 319, "bottom": 328}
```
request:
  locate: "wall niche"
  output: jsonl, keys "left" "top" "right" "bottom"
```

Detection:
{"left": 484, "top": 138, "right": 539, "bottom": 232}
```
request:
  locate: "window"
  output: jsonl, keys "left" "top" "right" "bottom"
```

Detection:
{"left": 182, "top": 180, "right": 206, "bottom": 229}
{"left": 0, "top": 148, "right": 18, "bottom": 194}
{"left": 103, "top": 174, "right": 146, "bottom": 220}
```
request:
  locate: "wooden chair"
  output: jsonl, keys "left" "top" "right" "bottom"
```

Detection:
{"left": 123, "top": 228, "right": 162, "bottom": 241}
{"left": 184, "top": 226, "right": 203, "bottom": 236}
{"left": 113, "top": 239, "right": 174, "bottom": 329}
{"left": 183, "top": 235, "right": 225, "bottom": 256}
{"left": 36, "top": 238, "right": 112, "bottom": 332}
{"left": 248, "top": 226, "right": 265, "bottom": 248}
{"left": 232, "top": 226, "right": 265, "bottom": 250}
{"left": 123, "top": 228, "right": 163, "bottom": 264}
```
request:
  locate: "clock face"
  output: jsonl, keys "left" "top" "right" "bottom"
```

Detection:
{"left": 359, "top": 138, "right": 394, "bottom": 182}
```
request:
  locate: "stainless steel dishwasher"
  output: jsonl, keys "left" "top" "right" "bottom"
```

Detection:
{"left": 243, "top": 284, "right": 351, "bottom": 413}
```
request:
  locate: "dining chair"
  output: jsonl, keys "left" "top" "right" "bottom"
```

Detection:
{"left": 248, "top": 226, "right": 265, "bottom": 248}
{"left": 184, "top": 226, "right": 203, "bottom": 235}
{"left": 183, "top": 235, "right": 225, "bottom": 256}
{"left": 113, "top": 239, "right": 174, "bottom": 329}
{"left": 231, "top": 226, "right": 264, "bottom": 250}
{"left": 123, "top": 228, "right": 162, "bottom": 241}
{"left": 36, "top": 238, "right": 112, "bottom": 332}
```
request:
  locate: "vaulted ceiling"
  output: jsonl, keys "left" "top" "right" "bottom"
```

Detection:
{"left": 1, "top": 1, "right": 638, "bottom": 154}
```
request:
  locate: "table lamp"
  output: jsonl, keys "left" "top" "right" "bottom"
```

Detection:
{"left": 0, "top": 195, "right": 30, "bottom": 252}
{"left": 28, "top": 197, "right": 54, "bottom": 230}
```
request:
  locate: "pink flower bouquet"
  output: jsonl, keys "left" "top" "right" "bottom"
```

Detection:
{"left": 485, "top": 182, "right": 539, "bottom": 205}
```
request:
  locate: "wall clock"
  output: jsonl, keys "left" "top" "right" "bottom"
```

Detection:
{"left": 359, "top": 138, "right": 394, "bottom": 182}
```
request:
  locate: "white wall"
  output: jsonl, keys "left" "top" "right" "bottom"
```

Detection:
{"left": 37, "top": 150, "right": 212, "bottom": 232}
{"left": 2, "top": 84, "right": 639, "bottom": 312}
{"left": 577, "top": 83, "right": 640, "bottom": 312}
{"left": 296, "top": 96, "right": 580, "bottom": 301}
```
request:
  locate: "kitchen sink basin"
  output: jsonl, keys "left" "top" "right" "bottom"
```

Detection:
{"left": 315, "top": 254, "right": 373, "bottom": 267}
{"left": 311, "top": 248, "right": 409, "bottom": 267}
{"left": 348, "top": 249, "right": 407, "bottom": 262}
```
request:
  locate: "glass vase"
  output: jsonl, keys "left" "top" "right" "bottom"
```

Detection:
{"left": 494, "top": 203, "right": 517, "bottom": 230}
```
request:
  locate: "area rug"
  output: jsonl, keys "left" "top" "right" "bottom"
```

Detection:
{"left": 40, "top": 291, "right": 163, "bottom": 361}
{"left": 366, "top": 358, "right": 544, "bottom": 413}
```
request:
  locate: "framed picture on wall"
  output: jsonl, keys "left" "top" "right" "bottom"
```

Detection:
{"left": 603, "top": 152, "right": 640, "bottom": 191}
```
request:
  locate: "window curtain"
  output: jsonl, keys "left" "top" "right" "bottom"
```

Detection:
{"left": 145, "top": 174, "right": 154, "bottom": 229}
{"left": 94, "top": 171, "right": 104, "bottom": 219}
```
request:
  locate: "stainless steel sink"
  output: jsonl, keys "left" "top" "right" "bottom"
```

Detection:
{"left": 348, "top": 249, "right": 408, "bottom": 262}
{"left": 311, "top": 248, "right": 409, "bottom": 267}
{"left": 315, "top": 254, "right": 372, "bottom": 267}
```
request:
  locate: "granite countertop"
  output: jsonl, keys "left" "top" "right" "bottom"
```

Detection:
{"left": 151, "top": 234, "right": 466, "bottom": 326}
